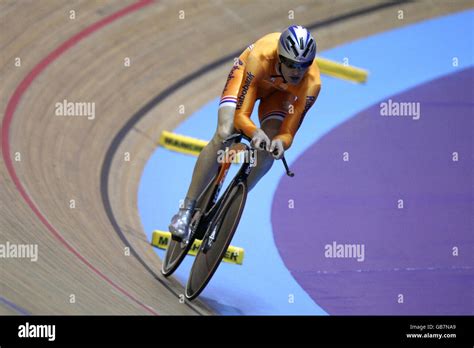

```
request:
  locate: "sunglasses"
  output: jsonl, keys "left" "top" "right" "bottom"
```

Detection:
{"left": 279, "top": 55, "right": 313, "bottom": 70}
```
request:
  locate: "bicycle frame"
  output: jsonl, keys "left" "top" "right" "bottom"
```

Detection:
{"left": 192, "top": 135, "right": 252, "bottom": 240}
{"left": 184, "top": 133, "right": 295, "bottom": 298}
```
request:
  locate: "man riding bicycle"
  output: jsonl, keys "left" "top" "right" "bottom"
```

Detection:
{"left": 169, "top": 25, "right": 321, "bottom": 242}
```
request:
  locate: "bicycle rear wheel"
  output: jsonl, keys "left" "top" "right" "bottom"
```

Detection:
{"left": 161, "top": 174, "right": 218, "bottom": 277}
{"left": 185, "top": 181, "right": 247, "bottom": 300}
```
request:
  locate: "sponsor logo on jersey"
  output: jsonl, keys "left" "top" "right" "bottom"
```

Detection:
{"left": 236, "top": 72, "right": 255, "bottom": 110}
{"left": 223, "top": 63, "right": 240, "bottom": 93}
{"left": 297, "top": 95, "right": 316, "bottom": 129}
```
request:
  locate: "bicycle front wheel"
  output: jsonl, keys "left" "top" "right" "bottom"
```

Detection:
{"left": 185, "top": 181, "right": 247, "bottom": 300}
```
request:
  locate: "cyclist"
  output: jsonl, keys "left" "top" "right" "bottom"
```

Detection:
{"left": 169, "top": 25, "right": 321, "bottom": 241}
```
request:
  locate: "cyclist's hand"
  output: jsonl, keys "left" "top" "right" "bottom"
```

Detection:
{"left": 269, "top": 139, "right": 284, "bottom": 160}
{"left": 251, "top": 128, "right": 270, "bottom": 151}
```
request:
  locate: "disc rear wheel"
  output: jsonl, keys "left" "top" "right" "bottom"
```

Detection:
{"left": 185, "top": 182, "right": 247, "bottom": 299}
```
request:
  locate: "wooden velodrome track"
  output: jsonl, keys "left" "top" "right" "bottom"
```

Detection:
{"left": 1, "top": 0, "right": 471, "bottom": 315}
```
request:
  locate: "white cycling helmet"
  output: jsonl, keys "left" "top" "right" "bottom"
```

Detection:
{"left": 278, "top": 25, "right": 316, "bottom": 69}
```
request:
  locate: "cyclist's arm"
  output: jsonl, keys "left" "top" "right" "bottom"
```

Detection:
{"left": 274, "top": 83, "right": 321, "bottom": 149}
{"left": 233, "top": 55, "right": 265, "bottom": 138}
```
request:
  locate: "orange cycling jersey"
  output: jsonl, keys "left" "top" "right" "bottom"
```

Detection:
{"left": 220, "top": 32, "right": 321, "bottom": 149}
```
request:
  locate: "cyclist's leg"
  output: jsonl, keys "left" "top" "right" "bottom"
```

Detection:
{"left": 184, "top": 105, "right": 235, "bottom": 201}
{"left": 246, "top": 119, "right": 279, "bottom": 192}
{"left": 185, "top": 61, "right": 245, "bottom": 201}
{"left": 246, "top": 91, "right": 295, "bottom": 191}
{"left": 169, "top": 60, "right": 244, "bottom": 239}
